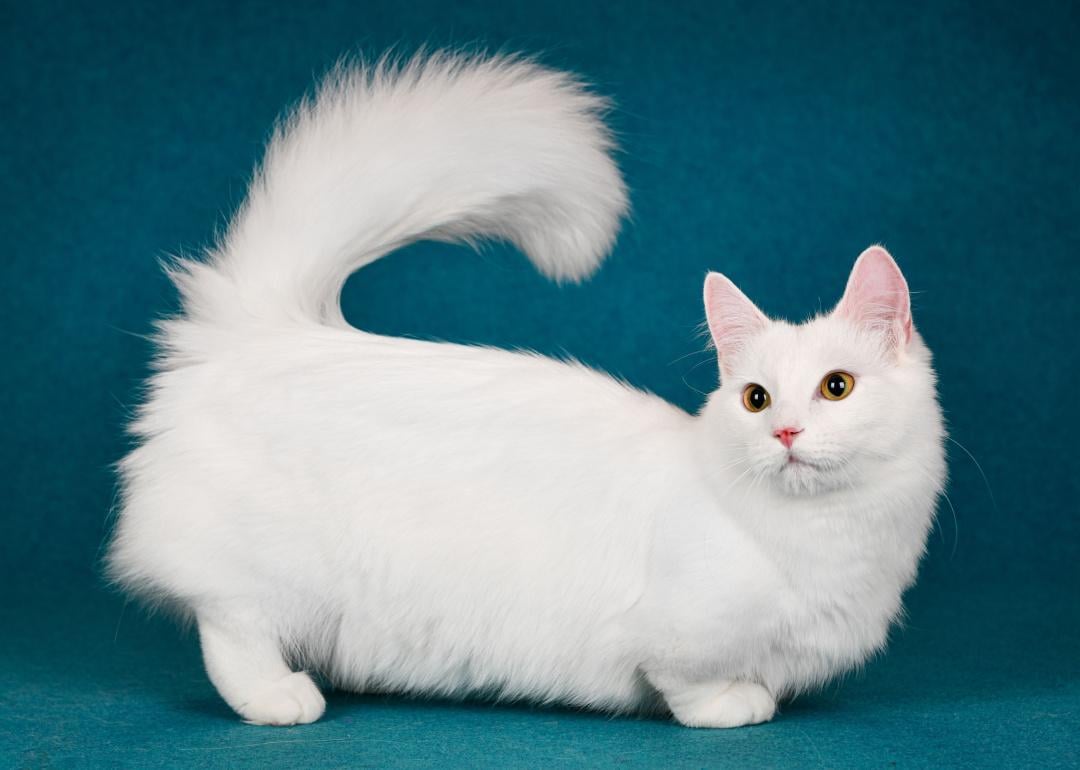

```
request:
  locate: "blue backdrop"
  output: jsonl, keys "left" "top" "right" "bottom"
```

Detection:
{"left": 2, "top": 1, "right": 1077, "bottom": 767}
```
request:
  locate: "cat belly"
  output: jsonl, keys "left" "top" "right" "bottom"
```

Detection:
{"left": 322, "top": 593, "right": 657, "bottom": 712}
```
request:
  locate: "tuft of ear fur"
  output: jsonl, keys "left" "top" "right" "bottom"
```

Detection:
{"left": 704, "top": 272, "right": 768, "bottom": 374}
{"left": 835, "top": 246, "right": 912, "bottom": 351}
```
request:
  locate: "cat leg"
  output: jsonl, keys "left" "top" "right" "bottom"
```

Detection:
{"left": 650, "top": 672, "right": 776, "bottom": 728}
{"left": 197, "top": 610, "right": 325, "bottom": 726}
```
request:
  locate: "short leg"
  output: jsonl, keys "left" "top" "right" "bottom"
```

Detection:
{"left": 651, "top": 673, "right": 776, "bottom": 728}
{"left": 197, "top": 610, "right": 325, "bottom": 726}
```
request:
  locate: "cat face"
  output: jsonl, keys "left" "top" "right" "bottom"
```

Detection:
{"left": 703, "top": 247, "right": 939, "bottom": 497}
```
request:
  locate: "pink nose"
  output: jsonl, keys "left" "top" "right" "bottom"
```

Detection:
{"left": 773, "top": 426, "right": 803, "bottom": 449}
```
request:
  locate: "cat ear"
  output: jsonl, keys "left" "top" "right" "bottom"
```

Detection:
{"left": 835, "top": 246, "right": 912, "bottom": 349}
{"left": 704, "top": 272, "right": 768, "bottom": 372}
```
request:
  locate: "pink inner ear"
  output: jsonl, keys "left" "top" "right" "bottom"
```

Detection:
{"left": 704, "top": 272, "right": 768, "bottom": 370}
{"left": 836, "top": 246, "right": 912, "bottom": 348}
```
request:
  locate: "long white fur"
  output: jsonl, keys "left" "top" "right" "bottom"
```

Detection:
{"left": 107, "top": 53, "right": 946, "bottom": 728}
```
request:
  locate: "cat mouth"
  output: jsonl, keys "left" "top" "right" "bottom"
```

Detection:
{"left": 784, "top": 454, "right": 818, "bottom": 469}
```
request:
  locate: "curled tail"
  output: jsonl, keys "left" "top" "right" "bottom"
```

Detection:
{"left": 172, "top": 52, "right": 629, "bottom": 328}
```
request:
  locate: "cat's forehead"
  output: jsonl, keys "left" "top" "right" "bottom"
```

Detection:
{"left": 738, "top": 316, "right": 876, "bottom": 382}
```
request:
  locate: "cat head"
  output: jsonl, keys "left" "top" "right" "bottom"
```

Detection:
{"left": 702, "top": 246, "right": 942, "bottom": 497}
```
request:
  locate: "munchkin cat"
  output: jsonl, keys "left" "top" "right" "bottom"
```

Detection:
{"left": 107, "top": 53, "right": 946, "bottom": 728}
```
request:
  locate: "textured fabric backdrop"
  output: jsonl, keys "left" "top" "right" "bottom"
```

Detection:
{"left": 2, "top": 1, "right": 1077, "bottom": 767}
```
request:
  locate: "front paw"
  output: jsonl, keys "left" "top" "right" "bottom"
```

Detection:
{"left": 239, "top": 671, "right": 326, "bottom": 726}
{"left": 666, "top": 680, "right": 776, "bottom": 729}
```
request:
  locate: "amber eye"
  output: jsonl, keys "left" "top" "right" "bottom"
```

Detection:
{"left": 821, "top": 371, "right": 855, "bottom": 401}
{"left": 742, "top": 384, "right": 771, "bottom": 412}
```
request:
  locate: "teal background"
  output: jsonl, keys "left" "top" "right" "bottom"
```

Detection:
{"left": 3, "top": 1, "right": 1078, "bottom": 767}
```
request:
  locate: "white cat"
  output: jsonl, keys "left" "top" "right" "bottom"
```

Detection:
{"left": 107, "top": 53, "right": 946, "bottom": 728}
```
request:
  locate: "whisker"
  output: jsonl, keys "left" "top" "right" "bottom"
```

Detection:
{"left": 681, "top": 374, "right": 709, "bottom": 397}
{"left": 939, "top": 488, "right": 960, "bottom": 560}
{"left": 667, "top": 348, "right": 713, "bottom": 367}
{"left": 721, "top": 463, "right": 757, "bottom": 497}
{"left": 947, "top": 436, "right": 998, "bottom": 513}
{"left": 906, "top": 459, "right": 960, "bottom": 559}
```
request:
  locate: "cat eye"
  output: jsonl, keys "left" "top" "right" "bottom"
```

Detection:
{"left": 821, "top": 371, "right": 855, "bottom": 401}
{"left": 741, "top": 384, "right": 771, "bottom": 412}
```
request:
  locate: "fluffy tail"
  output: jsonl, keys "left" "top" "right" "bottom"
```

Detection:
{"left": 171, "top": 52, "right": 629, "bottom": 328}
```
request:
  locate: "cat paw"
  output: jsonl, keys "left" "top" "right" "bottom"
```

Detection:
{"left": 239, "top": 671, "right": 326, "bottom": 726}
{"left": 669, "top": 681, "right": 776, "bottom": 729}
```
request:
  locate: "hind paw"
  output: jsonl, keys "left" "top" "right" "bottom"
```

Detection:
{"left": 657, "top": 676, "right": 776, "bottom": 729}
